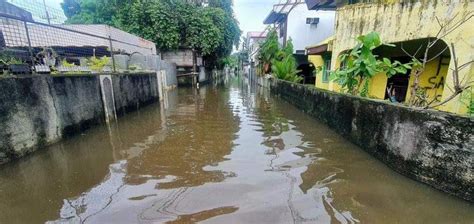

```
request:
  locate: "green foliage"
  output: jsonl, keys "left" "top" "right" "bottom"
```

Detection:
{"left": 257, "top": 29, "right": 280, "bottom": 74}
{"left": 459, "top": 87, "right": 474, "bottom": 116}
{"left": 257, "top": 33, "right": 302, "bottom": 83}
{"left": 61, "top": 59, "right": 75, "bottom": 67}
{"left": 5, "top": 57, "right": 23, "bottom": 65}
{"left": 221, "top": 55, "right": 238, "bottom": 69}
{"left": 62, "top": 0, "right": 241, "bottom": 67}
{"left": 62, "top": 0, "right": 126, "bottom": 26}
{"left": 186, "top": 7, "right": 224, "bottom": 55}
{"left": 360, "top": 79, "right": 370, "bottom": 97}
{"left": 0, "top": 52, "right": 23, "bottom": 65}
{"left": 61, "top": 0, "right": 81, "bottom": 18}
{"left": 271, "top": 56, "right": 302, "bottom": 83}
{"left": 87, "top": 56, "right": 110, "bottom": 72}
{"left": 271, "top": 43, "right": 302, "bottom": 83}
{"left": 331, "top": 31, "right": 413, "bottom": 95}
{"left": 469, "top": 99, "right": 474, "bottom": 116}
{"left": 411, "top": 88, "right": 430, "bottom": 107}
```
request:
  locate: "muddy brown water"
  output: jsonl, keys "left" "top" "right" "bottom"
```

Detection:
{"left": 0, "top": 77, "right": 473, "bottom": 224}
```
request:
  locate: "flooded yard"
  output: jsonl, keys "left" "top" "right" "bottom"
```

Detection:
{"left": 0, "top": 77, "right": 472, "bottom": 223}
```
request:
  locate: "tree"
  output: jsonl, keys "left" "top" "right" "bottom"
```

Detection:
{"left": 203, "top": 0, "right": 241, "bottom": 68}
{"left": 61, "top": 0, "right": 81, "bottom": 18}
{"left": 61, "top": 0, "right": 241, "bottom": 67}
{"left": 126, "top": 0, "right": 181, "bottom": 50}
{"left": 62, "top": 0, "right": 127, "bottom": 26}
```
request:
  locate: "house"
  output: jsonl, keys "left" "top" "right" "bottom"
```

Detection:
{"left": 306, "top": 35, "right": 334, "bottom": 90}
{"left": 263, "top": 0, "right": 335, "bottom": 84}
{"left": 306, "top": 0, "right": 473, "bottom": 115}
{"left": 246, "top": 31, "right": 267, "bottom": 64}
{"left": 161, "top": 49, "right": 204, "bottom": 85}
{"left": 245, "top": 31, "right": 267, "bottom": 76}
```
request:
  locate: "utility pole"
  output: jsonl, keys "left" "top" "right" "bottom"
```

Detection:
{"left": 42, "top": 0, "right": 51, "bottom": 24}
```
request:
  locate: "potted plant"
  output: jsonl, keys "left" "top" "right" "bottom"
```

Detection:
{"left": 35, "top": 47, "right": 58, "bottom": 74}
{"left": 8, "top": 58, "right": 31, "bottom": 75}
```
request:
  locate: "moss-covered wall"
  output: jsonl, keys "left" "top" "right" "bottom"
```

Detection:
{"left": 269, "top": 78, "right": 474, "bottom": 202}
{"left": 0, "top": 73, "right": 160, "bottom": 165}
{"left": 112, "top": 74, "right": 159, "bottom": 116}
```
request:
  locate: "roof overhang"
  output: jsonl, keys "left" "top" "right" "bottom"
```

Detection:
{"left": 305, "top": 0, "right": 337, "bottom": 10}
{"left": 247, "top": 31, "right": 267, "bottom": 39}
{"left": 263, "top": 10, "right": 287, "bottom": 24}
{"left": 306, "top": 44, "right": 329, "bottom": 55}
{"left": 306, "top": 36, "right": 334, "bottom": 55}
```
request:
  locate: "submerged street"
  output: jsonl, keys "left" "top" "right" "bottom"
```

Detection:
{"left": 0, "top": 76, "right": 473, "bottom": 223}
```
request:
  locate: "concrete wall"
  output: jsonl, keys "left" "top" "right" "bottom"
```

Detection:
{"left": 159, "top": 60, "right": 178, "bottom": 88}
{"left": 268, "top": 78, "right": 474, "bottom": 202}
{"left": 113, "top": 55, "right": 177, "bottom": 89}
{"left": 112, "top": 74, "right": 159, "bottom": 115}
{"left": 0, "top": 75, "right": 103, "bottom": 164}
{"left": 331, "top": 1, "right": 473, "bottom": 114}
{"left": 0, "top": 73, "right": 160, "bottom": 165}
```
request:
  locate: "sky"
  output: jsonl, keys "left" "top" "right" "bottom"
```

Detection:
{"left": 234, "top": 0, "right": 276, "bottom": 35}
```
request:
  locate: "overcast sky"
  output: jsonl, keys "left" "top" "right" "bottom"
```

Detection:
{"left": 234, "top": 0, "right": 275, "bottom": 35}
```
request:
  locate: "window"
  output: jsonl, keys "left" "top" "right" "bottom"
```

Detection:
{"left": 322, "top": 59, "right": 331, "bottom": 83}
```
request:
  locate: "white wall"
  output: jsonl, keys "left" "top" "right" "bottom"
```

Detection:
{"left": 286, "top": 4, "right": 335, "bottom": 52}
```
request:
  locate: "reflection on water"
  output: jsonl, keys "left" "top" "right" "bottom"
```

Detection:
{"left": 0, "top": 76, "right": 473, "bottom": 224}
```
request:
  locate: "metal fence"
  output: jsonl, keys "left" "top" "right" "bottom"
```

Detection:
{"left": 0, "top": 12, "right": 158, "bottom": 75}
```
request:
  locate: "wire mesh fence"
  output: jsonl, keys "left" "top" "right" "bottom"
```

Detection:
{"left": 0, "top": 10, "right": 158, "bottom": 75}
{"left": 7, "top": 0, "right": 67, "bottom": 24}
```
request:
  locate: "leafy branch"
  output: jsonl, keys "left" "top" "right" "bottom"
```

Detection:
{"left": 331, "top": 32, "right": 413, "bottom": 96}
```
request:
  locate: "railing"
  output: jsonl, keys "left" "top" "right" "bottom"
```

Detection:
{"left": 0, "top": 12, "right": 158, "bottom": 75}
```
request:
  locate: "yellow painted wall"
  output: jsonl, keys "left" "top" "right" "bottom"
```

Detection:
{"left": 368, "top": 73, "right": 388, "bottom": 99}
{"left": 308, "top": 55, "right": 329, "bottom": 90}
{"left": 329, "top": 0, "right": 474, "bottom": 115}
{"left": 328, "top": 56, "right": 342, "bottom": 92}
{"left": 405, "top": 58, "right": 449, "bottom": 106}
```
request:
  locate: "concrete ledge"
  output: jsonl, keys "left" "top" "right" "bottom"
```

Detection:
{"left": 269, "top": 78, "right": 474, "bottom": 202}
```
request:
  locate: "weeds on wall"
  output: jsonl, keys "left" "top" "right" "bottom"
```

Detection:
{"left": 470, "top": 99, "right": 474, "bottom": 116}
{"left": 87, "top": 56, "right": 110, "bottom": 72}
{"left": 459, "top": 87, "right": 474, "bottom": 116}
{"left": 331, "top": 31, "right": 413, "bottom": 96}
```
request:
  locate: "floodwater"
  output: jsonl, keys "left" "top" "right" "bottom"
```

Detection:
{"left": 0, "top": 76, "right": 473, "bottom": 224}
